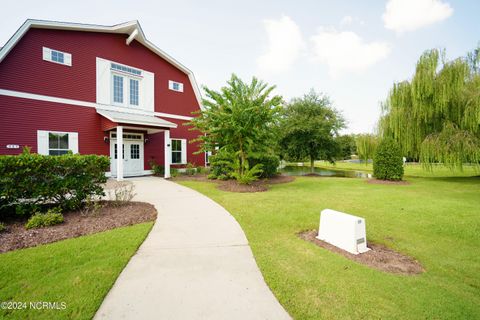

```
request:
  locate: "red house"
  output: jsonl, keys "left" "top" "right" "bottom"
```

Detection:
{"left": 0, "top": 19, "right": 205, "bottom": 180}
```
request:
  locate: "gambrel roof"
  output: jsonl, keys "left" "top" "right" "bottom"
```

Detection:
{"left": 0, "top": 19, "right": 202, "bottom": 106}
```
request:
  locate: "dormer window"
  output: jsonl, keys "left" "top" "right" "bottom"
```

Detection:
{"left": 110, "top": 62, "right": 142, "bottom": 107}
{"left": 96, "top": 57, "right": 154, "bottom": 112}
{"left": 42, "top": 47, "right": 72, "bottom": 66}
{"left": 169, "top": 80, "right": 184, "bottom": 92}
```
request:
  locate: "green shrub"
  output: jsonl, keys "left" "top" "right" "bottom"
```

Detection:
{"left": 196, "top": 165, "right": 207, "bottom": 174}
{"left": 171, "top": 168, "right": 179, "bottom": 177}
{"left": 231, "top": 163, "right": 263, "bottom": 184}
{"left": 0, "top": 148, "right": 109, "bottom": 214}
{"left": 209, "top": 148, "right": 235, "bottom": 179}
{"left": 185, "top": 163, "right": 196, "bottom": 176}
{"left": 248, "top": 153, "right": 279, "bottom": 178}
{"left": 149, "top": 160, "right": 164, "bottom": 176}
{"left": 373, "top": 138, "right": 404, "bottom": 181}
{"left": 0, "top": 222, "right": 6, "bottom": 233}
{"left": 25, "top": 207, "right": 64, "bottom": 229}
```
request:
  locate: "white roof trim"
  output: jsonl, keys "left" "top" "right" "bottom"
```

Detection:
{"left": 96, "top": 108, "right": 177, "bottom": 129}
{"left": 126, "top": 28, "right": 138, "bottom": 45}
{"left": 0, "top": 19, "right": 203, "bottom": 109}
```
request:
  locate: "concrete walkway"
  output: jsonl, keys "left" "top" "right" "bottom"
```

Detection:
{"left": 95, "top": 177, "right": 291, "bottom": 320}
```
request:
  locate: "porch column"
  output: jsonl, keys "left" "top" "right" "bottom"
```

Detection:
{"left": 116, "top": 126, "right": 124, "bottom": 181}
{"left": 164, "top": 129, "right": 171, "bottom": 178}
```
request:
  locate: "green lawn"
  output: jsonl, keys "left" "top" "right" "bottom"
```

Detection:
{"left": 0, "top": 222, "right": 153, "bottom": 320}
{"left": 314, "top": 160, "right": 479, "bottom": 178}
{"left": 178, "top": 175, "right": 480, "bottom": 319}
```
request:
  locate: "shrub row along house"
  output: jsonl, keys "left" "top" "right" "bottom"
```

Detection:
{"left": 0, "top": 19, "right": 205, "bottom": 179}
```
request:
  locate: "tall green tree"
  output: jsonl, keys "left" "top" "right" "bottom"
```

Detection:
{"left": 335, "top": 134, "right": 357, "bottom": 160}
{"left": 379, "top": 47, "right": 480, "bottom": 170}
{"left": 355, "top": 134, "right": 379, "bottom": 164}
{"left": 189, "top": 74, "right": 282, "bottom": 180}
{"left": 278, "top": 90, "right": 345, "bottom": 173}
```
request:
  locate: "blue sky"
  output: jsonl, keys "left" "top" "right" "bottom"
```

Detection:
{"left": 1, "top": 0, "right": 479, "bottom": 133}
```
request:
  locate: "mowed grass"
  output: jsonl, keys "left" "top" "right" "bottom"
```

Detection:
{"left": 0, "top": 222, "right": 153, "bottom": 320}
{"left": 178, "top": 175, "right": 480, "bottom": 319}
{"left": 315, "top": 160, "right": 479, "bottom": 178}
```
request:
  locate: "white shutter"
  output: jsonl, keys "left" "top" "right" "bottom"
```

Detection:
{"left": 181, "top": 139, "right": 187, "bottom": 164}
{"left": 96, "top": 57, "right": 111, "bottom": 105}
{"left": 69, "top": 132, "right": 79, "bottom": 154}
{"left": 64, "top": 52, "right": 72, "bottom": 66}
{"left": 42, "top": 47, "right": 51, "bottom": 62}
{"left": 142, "top": 70, "right": 155, "bottom": 112}
{"left": 37, "top": 130, "right": 49, "bottom": 155}
{"left": 168, "top": 80, "right": 184, "bottom": 92}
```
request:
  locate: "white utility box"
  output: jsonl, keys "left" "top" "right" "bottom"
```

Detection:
{"left": 317, "top": 209, "right": 370, "bottom": 255}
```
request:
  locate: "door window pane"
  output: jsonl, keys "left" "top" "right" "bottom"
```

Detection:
{"left": 114, "top": 144, "right": 124, "bottom": 159}
{"left": 130, "top": 144, "right": 140, "bottom": 159}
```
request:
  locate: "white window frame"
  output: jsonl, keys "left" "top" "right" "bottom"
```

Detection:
{"left": 171, "top": 138, "right": 187, "bottom": 164}
{"left": 37, "top": 130, "right": 78, "bottom": 155}
{"left": 42, "top": 47, "right": 72, "bottom": 66}
{"left": 168, "top": 80, "right": 184, "bottom": 92}
{"left": 111, "top": 70, "right": 142, "bottom": 108}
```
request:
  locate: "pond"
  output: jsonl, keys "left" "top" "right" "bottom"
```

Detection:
{"left": 280, "top": 165, "right": 372, "bottom": 178}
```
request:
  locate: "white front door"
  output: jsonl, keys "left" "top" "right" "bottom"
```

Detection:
{"left": 110, "top": 133, "right": 144, "bottom": 177}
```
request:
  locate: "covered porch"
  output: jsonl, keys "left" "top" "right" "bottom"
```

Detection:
{"left": 97, "top": 108, "right": 177, "bottom": 181}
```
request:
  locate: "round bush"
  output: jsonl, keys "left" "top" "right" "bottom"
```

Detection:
{"left": 248, "top": 153, "right": 280, "bottom": 178}
{"left": 373, "top": 138, "right": 404, "bottom": 181}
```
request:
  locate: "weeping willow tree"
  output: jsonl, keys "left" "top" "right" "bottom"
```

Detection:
{"left": 379, "top": 47, "right": 480, "bottom": 170}
{"left": 355, "top": 134, "right": 379, "bottom": 164}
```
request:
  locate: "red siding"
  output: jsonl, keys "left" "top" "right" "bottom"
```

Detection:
{"left": 0, "top": 26, "right": 205, "bottom": 169}
{"left": 0, "top": 28, "right": 200, "bottom": 117}
{"left": 0, "top": 95, "right": 205, "bottom": 167}
{"left": 144, "top": 119, "right": 205, "bottom": 169}
{"left": 0, "top": 95, "right": 108, "bottom": 155}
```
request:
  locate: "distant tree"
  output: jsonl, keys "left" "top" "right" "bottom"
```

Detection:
{"left": 335, "top": 134, "right": 357, "bottom": 160}
{"left": 189, "top": 74, "right": 282, "bottom": 183}
{"left": 278, "top": 90, "right": 345, "bottom": 173}
{"left": 379, "top": 47, "right": 480, "bottom": 170}
{"left": 355, "top": 134, "right": 379, "bottom": 164}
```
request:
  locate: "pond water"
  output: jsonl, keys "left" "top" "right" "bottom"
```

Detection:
{"left": 280, "top": 165, "right": 372, "bottom": 178}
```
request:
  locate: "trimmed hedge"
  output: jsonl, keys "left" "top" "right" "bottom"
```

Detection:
{"left": 248, "top": 153, "right": 280, "bottom": 178}
{"left": 0, "top": 149, "right": 110, "bottom": 214}
{"left": 373, "top": 138, "right": 404, "bottom": 181}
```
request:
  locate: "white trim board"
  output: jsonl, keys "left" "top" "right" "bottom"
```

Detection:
{"left": 0, "top": 88, "right": 194, "bottom": 121}
{"left": 0, "top": 19, "right": 203, "bottom": 109}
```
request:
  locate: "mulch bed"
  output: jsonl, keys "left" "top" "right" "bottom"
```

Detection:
{"left": 298, "top": 230, "right": 424, "bottom": 275}
{"left": 367, "top": 179, "right": 411, "bottom": 185}
{"left": 0, "top": 201, "right": 157, "bottom": 253}
{"left": 172, "top": 174, "right": 295, "bottom": 193}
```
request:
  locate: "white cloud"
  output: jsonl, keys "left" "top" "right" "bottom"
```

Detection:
{"left": 310, "top": 28, "right": 391, "bottom": 77}
{"left": 340, "top": 15, "right": 354, "bottom": 26}
{"left": 383, "top": 0, "right": 453, "bottom": 33}
{"left": 340, "top": 15, "right": 365, "bottom": 27}
{"left": 257, "top": 15, "right": 305, "bottom": 74}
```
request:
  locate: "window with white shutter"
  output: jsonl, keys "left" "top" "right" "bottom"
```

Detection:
{"left": 171, "top": 139, "right": 187, "bottom": 164}
{"left": 37, "top": 130, "right": 78, "bottom": 155}
{"left": 168, "top": 80, "right": 184, "bottom": 92}
{"left": 42, "top": 47, "right": 72, "bottom": 66}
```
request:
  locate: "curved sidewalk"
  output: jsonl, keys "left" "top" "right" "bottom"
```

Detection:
{"left": 95, "top": 177, "right": 291, "bottom": 320}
